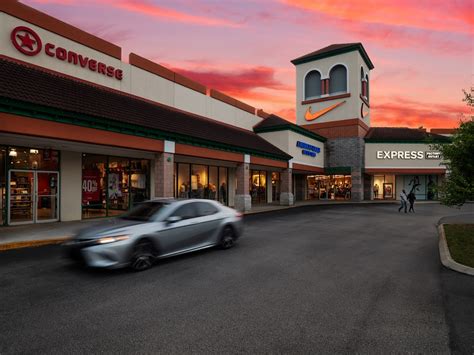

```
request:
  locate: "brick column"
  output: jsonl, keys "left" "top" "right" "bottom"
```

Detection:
{"left": 235, "top": 161, "right": 251, "bottom": 211}
{"left": 280, "top": 168, "right": 294, "bottom": 206}
{"left": 154, "top": 152, "right": 174, "bottom": 198}
{"left": 351, "top": 168, "right": 363, "bottom": 201}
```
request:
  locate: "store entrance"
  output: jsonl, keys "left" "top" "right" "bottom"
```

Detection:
{"left": 8, "top": 170, "right": 59, "bottom": 225}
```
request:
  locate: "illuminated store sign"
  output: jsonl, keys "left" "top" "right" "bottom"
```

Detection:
{"left": 376, "top": 151, "right": 441, "bottom": 160}
{"left": 10, "top": 26, "right": 123, "bottom": 80}
{"left": 296, "top": 141, "right": 320, "bottom": 158}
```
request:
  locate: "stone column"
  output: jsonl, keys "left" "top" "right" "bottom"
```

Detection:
{"left": 280, "top": 168, "right": 294, "bottom": 206}
{"left": 351, "top": 168, "right": 363, "bottom": 201}
{"left": 235, "top": 160, "right": 251, "bottom": 211}
{"left": 154, "top": 145, "right": 175, "bottom": 198}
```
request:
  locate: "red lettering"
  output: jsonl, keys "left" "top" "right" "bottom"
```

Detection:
{"left": 97, "top": 62, "right": 106, "bottom": 75}
{"left": 56, "top": 47, "right": 67, "bottom": 60}
{"left": 115, "top": 69, "right": 123, "bottom": 80}
{"left": 67, "top": 51, "right": 78, "bottom": 65}
{"left": 78, "top": 55, "right": 89, "bottom": 68}
{"left": 88, "top": 59, "right": 97, "bottom": 71}
{"left": 106, "top": 66, "right": 115, "bottom": 77}
{"left": 45, "top": 43, "right": 55, "bottom": 57}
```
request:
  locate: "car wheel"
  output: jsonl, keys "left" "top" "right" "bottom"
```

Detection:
{"left": 130, "top": 240, "right": 155, "bottom": 272}
{"left": 220, "top": 226, "right": 235, "bottom": 249}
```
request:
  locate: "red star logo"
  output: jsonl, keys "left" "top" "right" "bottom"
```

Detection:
{"left": 16, "top": 32, "right": 36, "bottom": 50}
{"left": 11, "top": 26, "right": 43, "bottom": 56}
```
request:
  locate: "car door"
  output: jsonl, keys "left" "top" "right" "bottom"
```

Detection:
{"left": 155, "top": 202, "right": 200, "bottom": 256}
{"left": 192, "top": 201, "right": 223, "bottom": 246}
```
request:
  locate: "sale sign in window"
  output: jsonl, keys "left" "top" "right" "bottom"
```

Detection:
{"left": 82, "top": 170, "right": 101, "bottom": 204}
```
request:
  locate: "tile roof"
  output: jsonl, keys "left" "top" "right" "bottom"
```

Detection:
{"left": 291, "top": 43, "right": 374, "bottom": 69}
{"left": 0, "top": 57, "right": 291, "bottom": 160}
{"left": 365, "top": 127, "right": 450, "bottom": 142}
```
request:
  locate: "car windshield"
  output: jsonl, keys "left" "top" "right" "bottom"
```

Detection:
{"left": 120, "top": 202, "right": 168, "bottom": 221}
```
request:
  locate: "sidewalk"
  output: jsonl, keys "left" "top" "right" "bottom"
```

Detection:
{"left": 0, "top": 199, "right": 404, "bottom": 250}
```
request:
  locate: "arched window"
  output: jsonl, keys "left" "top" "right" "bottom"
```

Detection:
{"left": 329, "top": 65, "right": 347, "bottom": 94}
{"left": 360, "top": 67, "right": 365, "bottom": 95}
{"left": 365, "top": 74, "right": 369, "bottom": 102}
{"left": 304, "top": 70, "right": 321, "bottom": 99}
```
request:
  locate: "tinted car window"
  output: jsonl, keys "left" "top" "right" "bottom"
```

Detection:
{"left": 172, "top": 203, "right": 197, "bottom": 220}
{"left": 195, "top": 202, "right": 219, "bottom": 217}
{"left": 120, "top": 202, "right": 167, "bottom": 221}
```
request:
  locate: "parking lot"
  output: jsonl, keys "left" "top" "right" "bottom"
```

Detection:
{"left": 1, "top": 203, "right": 473, "bottom": 353}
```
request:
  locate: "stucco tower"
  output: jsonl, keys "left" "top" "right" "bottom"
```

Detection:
{"left": 291, "top": 43, "right": 374, "bottom": 201}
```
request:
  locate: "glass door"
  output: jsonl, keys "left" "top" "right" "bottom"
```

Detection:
{"left": 36, "top": 171, "right": 59, "bottom": 222}
{"left": 8, "top": 170, "right": 34, "bottom": 225}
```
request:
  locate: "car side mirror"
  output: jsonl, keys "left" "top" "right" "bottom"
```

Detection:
{"left": 166, "top": 216, "right": 182, "bottom": 225}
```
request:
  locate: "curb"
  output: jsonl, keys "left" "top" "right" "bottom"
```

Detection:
{"left": 0, "top": 237, "right": 69, "bottom": 251}
{"left": 438, "top": 224, "right": 474, "bottom": 276}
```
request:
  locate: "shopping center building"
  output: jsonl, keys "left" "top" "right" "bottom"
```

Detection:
{"left": 0, "top": 1, "right": 452, "bottom": 225}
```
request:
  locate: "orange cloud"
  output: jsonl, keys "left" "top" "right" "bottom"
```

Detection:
{"left": 284, "top": 0, "right": 472, "bottom": 34}
{"left": 114, "top": 0, "right": 240, "bottom": 27}
{"left": 371, "top": 98, "right": 469, "bottom": 129}
{"left": 170, "top": 66, "right": 292, "bottom": 94}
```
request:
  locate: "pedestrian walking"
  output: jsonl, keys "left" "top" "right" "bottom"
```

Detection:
{"left": 408, "top": 192, "right": 416, "bottom": 212}
{"left": 398, "top": 189, "right": 408, "bottom": 213}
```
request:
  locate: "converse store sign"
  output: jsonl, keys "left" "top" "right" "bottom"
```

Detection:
{"left": 10, "top": 26, "right": 123, "bottom": 80}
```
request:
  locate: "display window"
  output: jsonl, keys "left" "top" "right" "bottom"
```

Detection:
{"left": 402, "top": 175, "right": 438, "bottom": 201}
{"left": 307, "top": 175, "right": 351, "bottom": 200}
{"left": 372, "top": 174, "right": 395, "bottom": 200}
{"left": 175, "top": 163, "right": 228, "bottom": 205}
{"left": 250, "top": 170, "right": 267, "bottom": 204}
{"left": 8, "top": 147, "right": 59, "bottom": 170}
{"left": 82, "top": 154, "right": 150, "bottom": 219}
{"left": 0, "top": 147, "right": 5, "bottom": 225}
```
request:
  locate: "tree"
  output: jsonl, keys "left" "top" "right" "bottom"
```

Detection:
{"left": 434, "top": 88, "right": 474, "bottom": 206}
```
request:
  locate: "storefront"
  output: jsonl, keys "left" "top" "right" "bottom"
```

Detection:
{"left": 364, "top": 129, "right": 449, "bottom": 200}
{"left": 175, "top": 162, "right": 229, "bottom": 205}
{"left": 82, "top": 154, "right": 151, "bottom": 219}
{"left": 2, "top": 146, "right": 60, "bottom": 225}
{"left": 307, "top": 174, "right": 352, "bottom": 200}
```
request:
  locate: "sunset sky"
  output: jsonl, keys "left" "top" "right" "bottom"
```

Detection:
{"left": 22, "top": 0, "right": 472, "bottom": 128}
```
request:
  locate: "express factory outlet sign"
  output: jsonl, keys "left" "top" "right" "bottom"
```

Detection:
{"left": 376, "top": 151, "right": 441, "bottom": 160}
{"left": 10, "top": 26, "right": 123, "bottom": 80}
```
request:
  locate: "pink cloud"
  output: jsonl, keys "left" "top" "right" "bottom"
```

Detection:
{"left": 283, "top": 0, "right": 472, "bottom": 34}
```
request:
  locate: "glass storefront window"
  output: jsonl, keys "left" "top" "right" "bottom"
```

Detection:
{"left": 208, "top": 166, "right": 218, "bottom": 200}
{"left": 108, "top": 158, "right": 130, "bottom": 216}
{"left": 219, "top": 167, "right": 228, "bottom": 205}
{"left": 307, "top": 175, "right": 351, "bottom": 200}
{"left": 191, "top": 165, "right": 207, "bottom": 199}
{"left": 177, "top": 164, "right": 190, "bottom": 198}
{"left": 402, "top": 175, "right": 438, "bottom": 201}
{"left": 8, "top": 147, "right": 59, "bottom": 170}
{"left": 272, "top": 172, "right": 280, "bottom": 202}
{"left": 250, "top": 170, "right": 267, "bottom": 204}
{"left": 131, "top": 159, "right": 149, "bottom": 204}
{"left": 82, "top": 155, "right": 107, "bottom": 218}
{"left": 82, "top": 154, "right": 150, "bottom": 219}
{"left": 373, "top": 174, "right": 395, "bottom": 200}
{"left": 175, "top": 163, "right": 229, "bottom": 205}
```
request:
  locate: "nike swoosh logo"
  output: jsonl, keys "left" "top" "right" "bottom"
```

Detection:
{"left": 304, "top": 100, "right": 346, "bottom": 121}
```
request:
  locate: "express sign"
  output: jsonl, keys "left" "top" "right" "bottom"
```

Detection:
{"left": 376, "top": 151, "right": 441, "bottom": 160}
{"left": 10, "top": 26, "right": 123, "bottom": 80}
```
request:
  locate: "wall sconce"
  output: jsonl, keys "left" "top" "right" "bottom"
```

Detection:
{"left": 30, "top": 149, "right": 39, "bottom": 154}
{"left": 9, "top": 149, "right": 17, "bottom": 157}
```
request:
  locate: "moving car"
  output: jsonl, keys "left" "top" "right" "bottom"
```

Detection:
{"left": 63, "top": 199, "right": 243, "bottom": 271}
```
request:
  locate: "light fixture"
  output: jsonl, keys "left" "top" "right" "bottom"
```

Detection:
{"left": 30, "top": 149, "right": 39, "bottom": 154}
{"left": 9, "top": 149, "right": 17, "bottom": 157}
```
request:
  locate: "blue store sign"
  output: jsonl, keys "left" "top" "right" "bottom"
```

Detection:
{"left": 296, "top": 141, "right": 320, "bottom": 158}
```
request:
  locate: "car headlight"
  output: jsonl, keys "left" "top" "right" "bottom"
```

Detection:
{"left": 97, "top": 235, "right": 130, "bottom": 244}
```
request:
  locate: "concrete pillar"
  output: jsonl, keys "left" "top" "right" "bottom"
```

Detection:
{"left": 280, "top": 168, "right": 294, "bottom": 206}
{"left": 60, "top": 150, "right": 82, "bottom": 221}
{"left": 234, "top": 162, "right": 251, "bottom": 211}
{"left": 351, "top": 168, "right": 363, "bottom": 201}
{"left": 154, "top": 152, "right": 174, "bottom": 198}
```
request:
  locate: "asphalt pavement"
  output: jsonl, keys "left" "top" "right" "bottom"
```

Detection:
{"left": 1, "top": 203, "right": 473, "bottom": 354}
